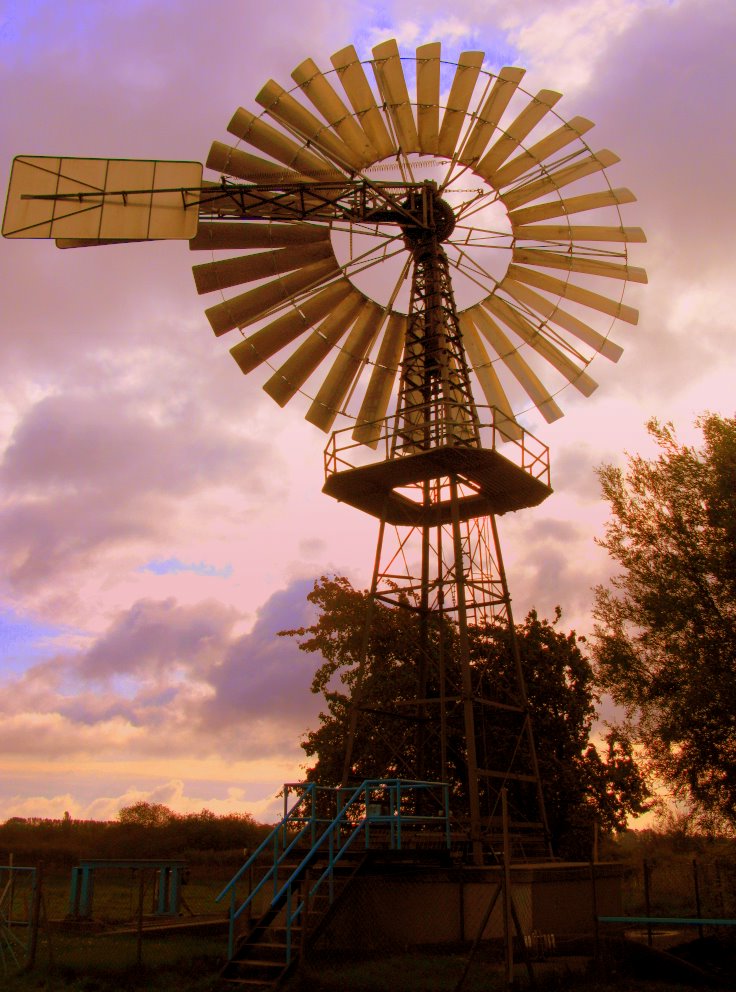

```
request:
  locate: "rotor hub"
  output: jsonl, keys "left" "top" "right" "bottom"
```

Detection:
{"left": 401, "top": 192, "right": 456, "bottom": 252}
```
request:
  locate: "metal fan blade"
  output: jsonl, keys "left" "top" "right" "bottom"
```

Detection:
{"left": 330, "top": 45, "right": 396, "bottom": 160}
{"left": 437, "top": 51, "right": 484, "bottom": 160}
{"left": 206, "top": 141, "right": 308, "bottom": 183}
{"left": 371, "top": 39, "right": 420, "bottom": 155}
{"left": 460, "top": 67, "right": 526, "bottom": 167}
{"left": 501, "top": 275, "right": 624, "bottom": 362}
{"left": 306, "top": 302, "right": 385, "bottom": 431}
{"left": 193, "top": 241, "right": 333, "bottom": 295}
{"left": 469, "top": 305, "right": 563, "bottom": 423}
{"left": 476, "top": 90, "right": 562, "bottom": 179}
{"left": 229, "top": 279, "right": 354, "bottom": 373}
{"left": 204, "top": 255, "right": 340, "bottom": 336}
{"left": 263, "top": 292, "right": 366, "bottom": 406}
{"left": 416, "top": 42, "right": 441, "bottom": 155}
{"left": 489, "top": 116, "right": 594, "bottom": 188}
{"left": 508, "top": 187, "right": 637, "bottom": 227}
{"left": 228, "top": 108, "right": 343, "bottom": 180}
{"left": 256, "top": 80, "right": 362, "bottom": 173}
{"left": 458, "top": 312, "right": 522, "bottom": 438}
{"left": 482, "top": 296, "right": 598, "bottom": 396}
{"left": 190, "top": 221, "right": 328, "bottom": 251}
{"left": 353, "top": 313, "right": 407, "bottom": 446}
{"left": 514, "top": 224, "right": 646, "bottom": 243}
{"left": 506, "top": 263, "right": 639, "bottom": 324}
{"left": 501, "top": 149, "right": 620, "bottom": 210}
{"left": 512, "top": 248, "right": 648, "bottom": 284}
{"left": 291, "top": 58, "right": 377, "bottom": 166}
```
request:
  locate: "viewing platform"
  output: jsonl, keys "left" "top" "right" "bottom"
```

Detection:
{"left": 323, "top": 404, "right": 552, "bottom": 526}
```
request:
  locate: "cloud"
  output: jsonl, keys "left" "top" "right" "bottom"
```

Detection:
{"left": 0, "top": 389, "right": 274, "bottom": 594}
{"left": 141, "top": 558, "right": 233, "bottom": 578}
{"left": 79, "top": 597, "right": 239, "bottom": 680}
{"left": 0, "top": 578, "right": 322, "bottom": 776}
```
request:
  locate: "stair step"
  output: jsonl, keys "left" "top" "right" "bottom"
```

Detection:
{"left": 221, "top": 979, "right": 281, "bottom": 988}
{"left": 231, "top": 959, "right": 285, "bottom": 969}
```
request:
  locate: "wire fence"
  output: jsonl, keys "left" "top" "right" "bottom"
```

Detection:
{"left": 613, "top": 855, "right": 736, "bottom": 946}
{"left": 4, "top": 853, "right": 735, "bottom": 986}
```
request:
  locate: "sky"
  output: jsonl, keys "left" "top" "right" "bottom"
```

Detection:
{"left": 0, "top": 0, "right": 734, "bottom": 825}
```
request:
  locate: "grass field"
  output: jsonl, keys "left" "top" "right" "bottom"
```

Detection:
{"left": 3, "top": 863, "right": 734, "bottom": 991}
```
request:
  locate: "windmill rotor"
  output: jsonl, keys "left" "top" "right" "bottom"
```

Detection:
{"left": 192, "top": 39, "right": 646, "bottom": 437}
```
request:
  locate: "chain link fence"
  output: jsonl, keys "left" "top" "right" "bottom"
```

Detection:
{"left": 618, "top": 854, "right": 736, "bottom": 943}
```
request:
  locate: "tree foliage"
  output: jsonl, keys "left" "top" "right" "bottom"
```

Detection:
{"left": 594, "top": 414, "right": 736, "bottom": 831}
{"left": 0, "top": 807, "right": 270, "bottom": 865}
{"left": 283, "top": 576, "right": 649, "bottom": 858}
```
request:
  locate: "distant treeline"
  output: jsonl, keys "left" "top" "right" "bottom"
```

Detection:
{"left": 0, "top": 802, "right": 272, "bottom": 867}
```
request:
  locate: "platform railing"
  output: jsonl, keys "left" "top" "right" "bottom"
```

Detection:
{"left": 324, "top": 403, "right": 550, "bottom": 488}
{"left": 216, "top": 779, "right": 450, "bottom": 962}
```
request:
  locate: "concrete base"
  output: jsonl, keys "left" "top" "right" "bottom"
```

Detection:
{"left": 310, "top": 861, "right": 622, "bottom": 953}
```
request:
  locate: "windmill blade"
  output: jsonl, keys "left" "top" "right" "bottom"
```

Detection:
{"left": 330, "top": 44, "right": 396, "bottom": 160}
{"left": 263, "top": 291, "right": 366, "bottom": 406}
{"left": 506, "top": 263, "right": 639, "bottom": 324}
{"left": 514, "top": 223, "right": 646, "bottom": 243}
{"left": 469, "top": 305, "right": 563, "bottom": 423}
{"left": 306, "top": 302, "right": 385, "bottom": 431}
{"left": 488, "top": 116, "right": 594, "bottom": 188}
{"left": 512, "top": 247, "right": 648, "bottom": 283}
{"left": 482, "top": 296, "right": 598, "bottom": 396}
{"left": 500, "top": 276, "right": 624, "bottom": 362}
{"left": 229, "top": 279, "right": 354, "bottom": 373}
{"left": 501, "top": 149, "right": 620, "bottom": 210}
{"left": 204, "top": 255, "right": 341, "bottom": 336}
{"left": 416, "top": 42, "right": 441, "bottom": 155}
{"left": 291, "top": 58, "right": 377, "bottom": 166}
{"left": 206, "top": 141, "right": 309, "bottom": 183}
{"left": 371, "top": 39, "right": 420, "bottom": 155}
{"left": 256, "top": 80, "right": 363, "bottom": 173}
{"left": 193, "top": 240, "right": 333, "bottom": 295}
{"left": 476, "top": 89, "right": 562, "bottom": 179}
{"left": 437, "top": 51, "right": 484, "bottom": 159}
{"left": 190, "top": 221, "right": 328, "bottom": 251}
{"left": 460, "top": 67, "right": 526, "bottom": 167}
{"left": 458, "top": 312, "right": 522, "bottom": 439}
{"left": 508, "top": 187, "right": 637, "bottom": 226}
{"left": 353, "top": 313, "right": 407, "bottom": 446}
{"left": 228, "top": 107, "right": 344, "bottom": 180}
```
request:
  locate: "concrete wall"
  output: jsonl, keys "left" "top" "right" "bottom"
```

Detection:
{"left": 310, "top": 862, "right": 623, "bottom": 953}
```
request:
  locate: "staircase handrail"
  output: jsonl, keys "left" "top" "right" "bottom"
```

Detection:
{"left": 215, "top": 784, "right": 316, "bottom": 904}
{"left": 220, "top": 778, "right": 450, "bottom": 964}
{"left": 271, "top": 780, "right": 366, "bottom": 906}
{"left": 275, "top": 778, "right": 451, "bottom": 965}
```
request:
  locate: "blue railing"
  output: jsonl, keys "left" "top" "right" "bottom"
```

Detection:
{"left": 216, "top": 779, "right": 450, "bottom": 961}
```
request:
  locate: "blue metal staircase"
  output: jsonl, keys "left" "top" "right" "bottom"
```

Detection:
{"left": 216, "top": 779, "right": 450, "bottom": 989}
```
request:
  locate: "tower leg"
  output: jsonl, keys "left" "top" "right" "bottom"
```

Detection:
{"left": 339, "top": 480, "right": 551, "bottom": 860}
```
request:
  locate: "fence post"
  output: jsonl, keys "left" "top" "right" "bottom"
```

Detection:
{"left": 26, "top": 862, "right": 43, "bottom": 970}
{"left": 501, "top": 788, "right": 514, "bottom": 989}
{"left": 590, "top": 859, "right": 600, "bottom": 963}
{"left": 8, "top": 853, "right": 15, "bottom": 925}
{"left": 692, "top": 859, "right": 703, "bottom": 940}
{"left": 136, "top": 868, "right": 145, "bottom": 967}
{"left": 643, "top": 859, "right": 652, "bottom": 947}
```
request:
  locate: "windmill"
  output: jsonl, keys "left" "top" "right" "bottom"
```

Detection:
{"left": 3, "top": 40, "right": 645, "bottom": 868}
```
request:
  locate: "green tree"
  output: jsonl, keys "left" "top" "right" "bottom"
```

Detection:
{"left": 283, "top": 576, "right": 649, "bottom": 858}
{"left": 593, "top": 414, "right": 736, "bottom": 831}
